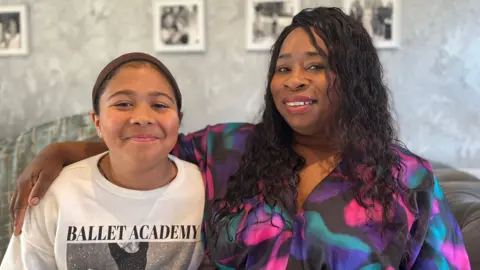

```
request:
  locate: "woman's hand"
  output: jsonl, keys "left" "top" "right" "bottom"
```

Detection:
{"left": 9, "top": 141, "right": 108, "bottom": 235}
{"left": 10, "top": 144, "right": 64, "bottom": 235}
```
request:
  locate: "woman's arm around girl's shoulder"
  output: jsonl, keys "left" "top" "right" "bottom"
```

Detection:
{"left": 172, "top": 122, "right": 254, "bottom": 165}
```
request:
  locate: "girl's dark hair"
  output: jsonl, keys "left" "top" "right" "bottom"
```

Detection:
{"left": 212, "top": 6, "right": 413, "bottom": 254}
{"left": 92, "top": 53, "right": 182, "bottom": 116}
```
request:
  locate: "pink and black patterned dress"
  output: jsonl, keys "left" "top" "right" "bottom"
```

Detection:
{"left": 173, "top": 123, "right": 470, "bottom": 270}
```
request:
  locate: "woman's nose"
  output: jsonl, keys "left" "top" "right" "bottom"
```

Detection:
{"left": 283, "top": 69, "right": 308, "bottom": 91}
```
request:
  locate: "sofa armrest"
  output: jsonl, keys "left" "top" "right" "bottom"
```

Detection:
{"left": 0, "top": 113, "right": 98, "bottom": 260}
{"left": 435, "top": 169, "right": 480, "bottom": 269}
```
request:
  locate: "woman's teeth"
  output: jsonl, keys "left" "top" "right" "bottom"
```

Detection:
{"left": 285, "top": 101, "right": 314, "bottom": 107}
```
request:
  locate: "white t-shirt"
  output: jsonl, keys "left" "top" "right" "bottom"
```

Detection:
{"left": 1, "top": 153, "right": 205, "bottom": 270}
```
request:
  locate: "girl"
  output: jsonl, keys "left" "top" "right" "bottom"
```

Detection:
{"left": 2, "top": 53, "right": 204, "bottom": 269}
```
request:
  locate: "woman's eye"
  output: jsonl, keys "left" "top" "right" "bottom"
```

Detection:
{"left": 307, "top": 64, "right": 325, "bottom": 71}
{"left": 277, "top": 67, "right": 290, "bottom": 73}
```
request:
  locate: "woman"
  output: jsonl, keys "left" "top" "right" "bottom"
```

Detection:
{"left": 11, "top": 7, "right": 470, "bottom": 269}
{"left": 2, "top": 53, "right": 205, "bottom": 269}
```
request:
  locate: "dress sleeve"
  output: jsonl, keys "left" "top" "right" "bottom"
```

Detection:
{"left": 171, "top": 130, "right": 208, "bottom": 165}
{"left": 172, "top": 122, "right": 255, "bottom": 268}
{"left": 171, "top": 122, "right": 253, "bottom": 165}
{"left": 411, "top": 173, "right": 471, "bottom": 269}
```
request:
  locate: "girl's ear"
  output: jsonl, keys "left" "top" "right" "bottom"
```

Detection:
{"left": 90, "top": 111, "right": 102, "bottom": 139}
{"left": 179, "top": 112, "right": 184, "bottom": 123}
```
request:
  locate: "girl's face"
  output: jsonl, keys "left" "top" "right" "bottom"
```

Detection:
{"left": 91, "top": 64, "right": 180, "bottom": 165}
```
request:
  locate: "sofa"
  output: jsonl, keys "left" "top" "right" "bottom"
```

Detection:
{"left": 0, "top": 113, "right": 98, "bottom": 260}
{"left": 434, "top": 167, "right": 480, "bottom": 269}
{"left": 0, "top": 113, "right": 479, "bottom": 269}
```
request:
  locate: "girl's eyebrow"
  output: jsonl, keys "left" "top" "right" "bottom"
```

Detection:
{"left": 107, "top": 89, "right": 175, "bottom": 103}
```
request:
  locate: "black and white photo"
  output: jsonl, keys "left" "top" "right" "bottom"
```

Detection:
{"left": 246, "top": 0, "right": 300, "bottom": 51}
{"left": 153, "top": 0, "right": 205, "bottom": 52}
{"left": 67, "top": 241, "right": 198, "bottom": 269}
{"left": 0, "top": 5, "right": 28, "bottom": 56}
{"left": 343, "top": 0, "right": 399, "bottom": 48}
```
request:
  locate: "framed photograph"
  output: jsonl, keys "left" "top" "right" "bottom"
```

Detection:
{"left": 343, "top": 0, "right": 400, "bottom": 49}
{"left": 246, "top": 0, "right": 300, "bottom": 51}
{"left": 0, "top": 4, "right": 28, "bottom": 56}
{"left": 153, "top": 0, "right": 205, "bottom": 52}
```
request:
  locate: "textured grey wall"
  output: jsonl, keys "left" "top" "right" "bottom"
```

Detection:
{"left": 0, "top": 0, "right": 479, "bottom": 168}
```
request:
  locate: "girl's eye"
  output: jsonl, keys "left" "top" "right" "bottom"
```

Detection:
{"left": 114, "top": 102, "right": 133, "bottom": 108}
{"left": 152, "top": 104, "right": 168, "bottom": 109}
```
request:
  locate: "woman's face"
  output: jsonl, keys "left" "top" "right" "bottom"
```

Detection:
{"left": 270, "top": 27, "right": 336, "bottom": 137}
{"left": 92, "top": 65, "right": 180, "bottom": 165}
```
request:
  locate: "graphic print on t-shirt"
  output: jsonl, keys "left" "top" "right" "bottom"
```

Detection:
{"left": 65, "top": 224, "right": 201, "bottom": 270}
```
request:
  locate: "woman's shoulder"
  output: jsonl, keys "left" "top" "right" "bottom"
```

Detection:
{"left": 184, "top": 122, "right": 255, "bottom": 138}
{"left": 392, "top": 145, "right": 434, "bottom": 191}
{"left": 172, "top": 123, "right": 255, "bottom": 169}
{"left": 179, "top": 122, "right": 255, "bottom": 155}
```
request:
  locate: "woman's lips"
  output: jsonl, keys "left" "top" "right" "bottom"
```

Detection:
{"left": 283, "top": 96, "right": 317, "bottom": 114}
{"left": 284, "top": 102, "right": 315, "bottom": 114}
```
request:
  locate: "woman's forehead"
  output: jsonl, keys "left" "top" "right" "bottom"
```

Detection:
{"left": 279, "top": 27, "right": 328, "bottom": 56}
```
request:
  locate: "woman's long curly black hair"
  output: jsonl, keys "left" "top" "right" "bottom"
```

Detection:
{"left": 212, "top": 6, "right": 414, "bottom": 249}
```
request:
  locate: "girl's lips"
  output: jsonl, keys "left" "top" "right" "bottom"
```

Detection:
{"left": 128, "top": 136, "right": 158, "bottom": 142}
